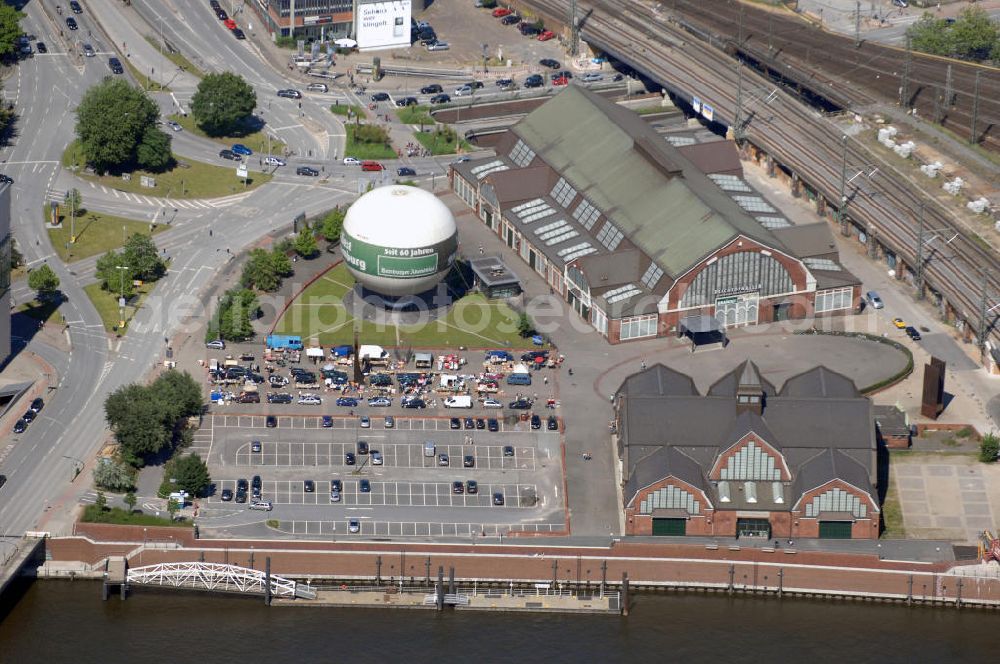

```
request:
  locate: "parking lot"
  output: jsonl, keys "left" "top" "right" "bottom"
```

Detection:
{"left": 196, "top": 412, "right": 566, "bottom": 538}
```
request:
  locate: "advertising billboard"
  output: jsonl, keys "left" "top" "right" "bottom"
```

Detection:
{"left": 341, "top": 230, "right": 457, "bottom": 282}
{"left": 355, "top": 0, "right": 411, "bottom": 51}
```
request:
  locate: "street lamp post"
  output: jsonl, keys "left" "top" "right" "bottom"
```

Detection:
{"left": 116, "top": 265, "right": 129, "bottom": 329}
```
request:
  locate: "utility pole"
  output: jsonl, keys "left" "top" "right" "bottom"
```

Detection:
{"left": 855, "top": 0, "right": 861, "bottom": 47}
{"left": 970, "top": 70, "right": 981, "bottom": 145}
{"left": 837, "top": 135, "right": 849, "bottom": 236}
{"left": 115, "top": 265, "right": 129, "bottom": 329}
{"left": 978, "top": 267, "right": 990, "bottom": 354}
{"left": 289, "top": 0, "right": 296, "bottom": 41}
{"left": 944, "top": 63, "right": 953, "bottom": 110}
{"left": 914, "top": 203, "right": 925, "bottom": 299}
{"left": 768, "top": 14, "right": 773, "bottom": 56}
{"left": 570, "top": 0, "right": 578, "bottom": 57}
{"left": 899, "top": 36, "right": 912, "bottom": 108}
{"left": 738, "top": 5, "right": 745, "bottom": 48}
{"left": 734, "top": 61, "right": 745, "bottom": 142}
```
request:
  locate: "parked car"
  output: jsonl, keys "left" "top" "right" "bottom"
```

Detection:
{"left": 36, "top": 42, "right": 47, "bottom": 53}
{"left": 524, "top": 74, "right": 544, "bottom": 88}
{"left": 361, "top": 161, "right": 384, "bottom": 172}
{"left": 452, "top": 481, "right": 465, "bottom": 494}
{"left": 466, "top": 480, "right": 478, "bottom": 495}
{"left": 359, "top": 479, "right": 371, "bottom": 493}
{"left": 277, "top": 88, "right": 302, "bottom": 99}
{"left": 224, "top": 18, "right": 237, "bottom": 29}
{"left": 892, "top": 317, "right": 907, "bottom": 329}
{"left": 402, "top": 398, "right": 426, "bottom": 408}
{"left": 264, "top": 156, "right": 287, "bottom": 166}
{"left": 357, "top": 440, "right": 369, "bottom": 455}
{"left": 360, "top": 415, "right": 370, "bottom": 428}
{"left": 266, "top": 415, "right": 277, "bottom": 428}
{"left": 547, "top": 415, "right": 559, "bottom": 431}
{"left": 236, "top": 392, "right": 259, "bottom": 404}
{"left": 539, "top": 58, "right": 561, "bottom": 69}
{"left": 397, "top": 167, "right": 416, "bottom": 177}
{"left": 21, "top": 410, "right": 35, "bottom": 424}
{"left": 343, "top": 156, "right": 361, "bottom": 165}
{"left": 330, "top": 487, "right": 341, "bottom": 502}
{"left": 66, "top": 17, "right": 78, "bottom": 30}
{"left": 370, "top": 92, "right": 390, "bottom": 102}
{"left": 438, "top": 453, "right": 450, "bottom": 467}
{"left": 249, "top": 500, "right": 272, "bottom": 511}
{"left": 488, "top": 419, "right": 500, "bottom": 432}
{"left": 251, "top": 475, "right": 262, "bottom": 498}
{"left": 865, "top": 290, "right": 883, "bottom": 309}
{"left": 252, "top": 440, "right": 262, "bottom": 453}
{"left": 367, "top": 397, "right": 391, "bottom": 407}
{"left": 298, "top": 394, "right": 322, "bottom": 405}
{"left": 503, "top": 445, "right": 514, "bottom": 457}
{"left": 13, "top": 419, "right": 26, "bottom": 434}
{"left": 475, "top": 418, "right": 485, "bottom": 430}
{"left": 538, "top": 30, "right": 555, "bottom": 41}
{"left": 322, "top": 415, "right": 333, "bottom": 428}
{"left": 304, "top": 480, "right": 315, "bottom": 493}
{"left": 221, "top": 489, "right": 233, "bottom": 501}
{"left": 492, "top": 7, "right": 513, "bottom": 17}
{"left": 267, "top": 393, "right": 293, "bottom": 404}
{"left": 493, "top": 492, "right": 505, "bottom": 506}
{"left": 348, "top": 518, "right": 360, "bottom": 533}
{"left": 581, "top": 72, "right": 604, "bottom": 82}
{"left": 509, "top": 399, "right": 532, "bottom": 409}
{"left": 530, "top": 414, "right": 542, "bottom": 430}
{"left": 384, "top": 416, "right": 395, "bottom": 429}
{"left": 206, "top": 339, "right": 226, "bottom": 349}
{"left": 463, "top": 454, "right": 475, "bottom": 468}
{"left": 235, "top": 479, "right": 248, "bottom": 502}
{"left": 345, "top": 451, "right": 356, "bottom": 465}
{"left": 464, "top": 417, "right": 475, "bottom": 429}
{"left": 519, "top": 23, "right": 540, "bottom": 36}
{"left": 426, "top": 41, "right": 450, "bottom": 51}
{"left": 30, "top": 398, "right": 44, "bottom": 413}
{"left": 336, "top": 396, "right": 358, "bottom": 407}
{"left": 218, "top": 149, "right": 240, "bottom": 161}
{"left": 70, "top": 0, "right": 83, "bottom": 13}
{"left": 501, "top": 14, "right": 521, "bottom": 25}
{"left": 450, "top": 417, "right": 461, "bottom": 430}
{"left": 371, "top": 451, "right": 383, "bottom": 465}
{"left": 395, "top": 96, "right": 418, "bottom": 107}
{"left": 232, "top": 28, "right": 246, "bottom": 39}
{"left": 231, "top": 144, "right": 253, "bottom": 156}
{"left": 421, "top": 83, "right": 443, "bottom": 94}
{"left": 296, "top": 166, "right": 320, "bottom": 176}
{"left": 108, "top": 57, "right": 124, "bottom": 74}
{"left": 905, "top": 326, "right": 922, "bottom": 341}
{"left": 430, "top": 93, "right": 451, "bottom": 104}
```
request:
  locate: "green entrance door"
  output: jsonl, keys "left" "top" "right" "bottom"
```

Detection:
{"left": 819, "top": 521, "right": 853, "bottom": 539}
{"left": 652, "top": 518, "right": 686, "bottom": 536}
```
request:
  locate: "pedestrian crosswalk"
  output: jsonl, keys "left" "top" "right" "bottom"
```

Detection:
{"left": 45, "top": 186, "right": 253, "bottom": 211}
{"left": 188, "top": 416, "right": 214, "bottom": 459}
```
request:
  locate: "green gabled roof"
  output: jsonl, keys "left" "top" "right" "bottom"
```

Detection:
{"left": 512, "top": 85, "right": 784, "bottom": 278}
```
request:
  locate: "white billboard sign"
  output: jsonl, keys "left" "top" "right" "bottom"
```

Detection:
{"left": 356, "top": 0, "right": 411, "bottom": 51}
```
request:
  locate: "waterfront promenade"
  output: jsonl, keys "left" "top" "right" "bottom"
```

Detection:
{"left": 34, "top": 524, "right": 1000, "bottom": 608}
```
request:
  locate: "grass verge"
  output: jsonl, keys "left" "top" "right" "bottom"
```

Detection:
{"left": 168, "top": 113, "right": 286, "bottom": 155}
{"left": 273, "top": 263, "right": 529, "bottom": 348}
{"left": 415, "top": 129, "right": 472, "bottom": 156}
{"left": 15, "top": 298, "right": 65, "bottom": 326}
{"left": 121, "top": 55, "right": 169, "bottom": 92}
{"left": 143, "top": 36, "right": 206, "bottom": 78}
{"left": 81, "top": 504, "right": 189, "bottom": 527}
{"left": 63, "top": 140, "right": 272, "bottom": 199}
{"left": 46, "top": 206, "right": 166, "bottom": 263}
{"left": 880, "top": 481, "right": 905, "bottom": 539}
{"left": 397, "top": 105, "right": 435, "bottom": 125}
{"left": 344, "top": 124, "right": 396, "bottom": 159}
{"left": 330, "top": 102, "right": 366, "bottom": 117}
{"left": 84, "top": 280, "right": 155, "bottom": 334}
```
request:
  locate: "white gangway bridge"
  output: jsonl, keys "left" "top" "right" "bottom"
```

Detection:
{"left": 125, "top": 562, "right": 316, "bottom": 600}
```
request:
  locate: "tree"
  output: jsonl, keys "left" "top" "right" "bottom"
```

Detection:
{"left": 121, "top": 233, "right": 165, "bottom": 280}
{"left": 293, "top": 226, "right": 318, "bottom": 258}
{"left": 96, "top": 250, "right": 135, "bottom": 298}
{"left": 150, "top": 369, "right": 203, "bottom": 420}
{"left": 94, "top": 491, "right": 107, "bottom": 512}
{"left": 907, "top": 13, "right": 953, "bottom": 56}
{"left": 112, "top": 399, "right": 173, "bottom": 465}
{"left": 517, "top": 312, "right": 534, "bottom": 338}
{"left": 123, "top": 491, "right": 137, "bottom": 512}
{"left": 167, "top": 453, "right": 212, "bottom": 497}
{"left": 64, "top": 188, "right": 83, "bottom": 217}
{"left": 136, "top": 125, "right": 173, "bottom": 172}
{"left": 320, "top": 206, "right": 345, "bottom": 243}
{"left": 27, "top": 263, "right": 59, "bottom": 298}
{"left": 241, "top": 248, "right": 280, "bottom": 291}
{"left": 0, "top": 5, "right": 24, "bottom": 58}
{"left": 980, "top": 433, "right": 999, "bottom": 463}
{"left": 75, "top": 78, "right": 160, "bottom": 172}
{"left": 167, "top": 499, "right": 179, "bottom": 520}
{"left": 218, "top": 288, "right": 257, "bottom": 341}
{"left": 270, "top": 248, "right": 293, "bottom": 277}
{"left": 93, "top": 459, "right": 135, "bottom": 492}
{"left": 190, "top": 72, "right": 257, "bottom": 136}
{"left": 950, "top": 6, "right": 999, "bottom": 60}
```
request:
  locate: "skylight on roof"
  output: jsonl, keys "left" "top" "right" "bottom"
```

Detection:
{"left": 708, "top": 174, "right": 752, "bottom": 192}
{"left": 641, "top": 262, "right": 664, "bottom": 289}
{"left": 604, "top": 284, "right": 642, "bottom": 304}
{"left": 551, "top": 177, "right": 577, "bottom": 207}
{"left": 520, "top": 206, "right": 556, "bottom": 224}
{"left": 596, "top": 222, "right": 624, "bottom": 251}
{"left": 756, "top": 216, "right": 791, "bottom": 229}
{"left": 803, "top": 257, "right": 842, "bottom": 271}
{"left": 559, "top": 243, "right": 597, "bottom": 262}
{"left": 471, "top": 160, "right": 504, "bottom": 176}
{"left": 509, "top": 139, "right": 536, "bottom": 168}
{"left": 572, "top": 199, "right": 601, "bottom": 230}
{"left": 511, "top": 198, "right": 545, "bottom": 213}
{"left": 544, "top": 229, "right": 579, "bottom": 246}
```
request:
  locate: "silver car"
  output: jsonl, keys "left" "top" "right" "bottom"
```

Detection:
{"left": 82, "top": 43, "right": 95, "bottom": 57}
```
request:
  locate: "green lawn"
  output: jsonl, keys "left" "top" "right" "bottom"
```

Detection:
{"left": 143, "top": 36, "right": 206, "bottom": 78}
{"left": 81, "top": 505, "right": 190, "bottom": 527}
{"left": 15, "top": 298, "right": 65, "bottom": 326}
{"left": 344, "top": 125, "right": 396, "bottom": 160}
{"left": 414, "top": 129, "right": 471, "bottom": 156}
{"left": 880, "top": 482, "right": 906, "bottom": 539}
{"left": 396, "top": 105, "right": 435, "bottom": 126}
{"left": 84, "top": 280, "right": 155, "bottom": 334}
{"left": 122, "top": 55, "right": 169, "bottom": 92}
{"left": 273, "top": 263, "right": 527, "bottom": 348}
{"left": 63, "top": 140, "right": 272, "bottom": 199}
{"left": 46, "top": 206, "right": 167, "bottom": 263}
{"left": 330, "top": 102, "right": 366, "bottom": 118}
{"left": 168, "top": 113, "right": 286, "bottom": 155}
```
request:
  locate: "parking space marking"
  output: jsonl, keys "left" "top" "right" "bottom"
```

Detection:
{"left": 274, "top": 519, "right": 564, "bottom": 537}
{"left": 209, "top": 413, "right": 537, "bottom": 433}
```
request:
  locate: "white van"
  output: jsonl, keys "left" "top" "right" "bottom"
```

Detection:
{"left": 444, "top": 395, "right": 473, "bottom": 408}
{"left": 424, "top": 441, "right": 436, "bottom": 457}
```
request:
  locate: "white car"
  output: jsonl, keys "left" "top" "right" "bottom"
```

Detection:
{"left": 297, "top": 394, "right": 322, "bottom": 405}
{"left": 367, "top": 397, "right": 391, "bottom": 407}
{"left": 581, "top": 72, "right": 604, "bottom": 82}
{"left": 263, "top": 156, "right": 286, "bottom": 166}
{"left": 482, "top": 398, "right": 503, "bottom": 408}
{"left": 371, "top": 450, "right": 383, "bottom": 465}
{"left": 167, "top": 121, "right": 183, "bottom": 132}
{"left": 330, "top": 489, "right": 341, "bottom": 503}
{"left": 248, "top": 500, "right": 273, "bottom": 511}
{"left": 348, "top": 518, "right": 360, "bottom": 533}
{"left": 343, "top": 156, "right": 361, "bottom": 165}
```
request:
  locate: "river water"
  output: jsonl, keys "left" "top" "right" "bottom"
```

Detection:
{"left": 0, "top": 580, "right": 995, "bottom": 663}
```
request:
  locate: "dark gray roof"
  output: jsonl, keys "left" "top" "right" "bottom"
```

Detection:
{"left": 779, "top": 365, "right": 859, "bottom": 399}
{"left": 771, "top": 223, "right": 838, "bottom": 259}
{"left": 484, "top": 165, "right": 553, "bottom": 203}
{"left": 874, "top": 405, "right": 910, "bottom": 437}
{"left": 577, "top": 250, "right": 645, "bottom": 290}
{"left": 619, "top": 363, "right": 877, "bottom": 508}
{"left": 624, "top": 446, "right": 706, "bottom": 507}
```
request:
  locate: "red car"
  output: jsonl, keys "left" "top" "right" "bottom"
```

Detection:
{"left": 538, "top": 30, "right": 555, "bottom": 41}
{"left": 224, "top": 18, "right": 237, "bottom": 30}
{"left": 361, "top": 160, "right": 384, "bottom": 172}
{"left": 492, "top": 7, "right": 512, "bottom": 17}
{"left": 552, "top": 75, "right": 569, "bottom": 86}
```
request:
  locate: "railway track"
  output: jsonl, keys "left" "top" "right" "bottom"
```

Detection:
{"left": 520, "top": 0, "right": 999, "bottom": 346}
{"left": 669, "top": 0, "right": 1000, "bottom": 153}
